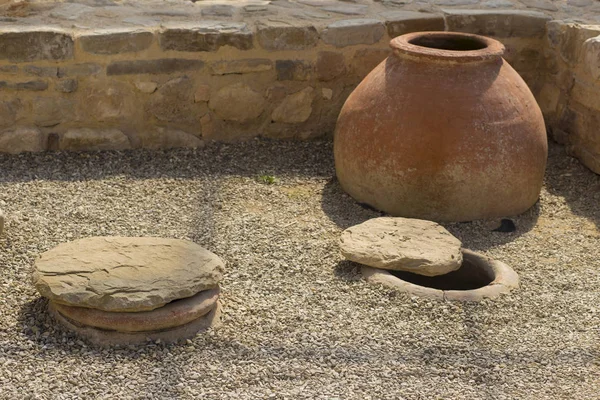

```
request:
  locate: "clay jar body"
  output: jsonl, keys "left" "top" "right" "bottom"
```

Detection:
{"left": 334, "top": 32, "right": 547, "bottom": 222}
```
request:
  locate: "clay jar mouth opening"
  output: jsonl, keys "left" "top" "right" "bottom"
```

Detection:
{"left": 391, "top": 31, "right": 505, "bottom": 63}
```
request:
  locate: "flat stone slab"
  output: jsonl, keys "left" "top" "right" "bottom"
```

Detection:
{"left": 362, "top": 249, "right": 520, "bottom": 301}
{"left": 52, "top": 287, "right": 220, "bottom": 333}
{"left": 340, "top": 217, "right": 462, "bottom": 276}
{"left": 49, "top": 301, "right": 222, "bottom": 347}
{"left": 33, "top": 237, "right": 225, "bottom": 312}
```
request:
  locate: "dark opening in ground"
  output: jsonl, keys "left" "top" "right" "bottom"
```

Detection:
{"left": 390, "top": 258, "right": 494, "bottom": 291}
{"left": 409, "top": 35, "right": 488, "bottom": 51}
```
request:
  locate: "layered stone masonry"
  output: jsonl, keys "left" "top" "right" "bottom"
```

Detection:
{"left": 0, "top": 9, "right": 558, "bottom": 155}
{"left": 0, "top": 4, "right": 599, "bottom": 176}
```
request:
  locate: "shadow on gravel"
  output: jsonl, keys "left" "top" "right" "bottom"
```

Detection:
{"left": 320, "top": 177, "right": 383, "bottom": 229}
{"left": 543, "top": 141, "right": 600, "bottom": 229}
{"left": 321, "top": 176, "right": 541, "bottom": 251}
{"left": 0, "top": 139, "right": 335, "bottom": 184}
{"left": 333, "top": 260, "right": 363, "bottom": 282}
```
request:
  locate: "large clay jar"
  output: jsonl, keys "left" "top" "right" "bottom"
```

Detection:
{"left": 334, "top": 32, "right": 547, "bottom": 222}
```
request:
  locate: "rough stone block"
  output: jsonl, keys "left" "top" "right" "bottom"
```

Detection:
{"left": 554, "top": 24, "right": 600, "bottom": 65}
{"left": 201, "top": 5, "right": 235, "bottom": 17}
{"left": 79, "top": 29, "right": 154, "bottom": 55}
{"left": 0, "top": 99, "right": 20, "bottom": 128}
{"left": 159, "top": 22, "right": 253, "bottom": 52}
{"left": 60, "top": 129, "right": 131, "bottom": 151}
{"left": 583, "top": 36, "right": 600, "bottom": 80}
{"left": 352, "top": 48, "right": 390, "bottom": 78}
{"left": 209, "top": 59, "right": 272, "bottom": 75}
{"left": 139, "top": 127, "right": 204, "bottom": 149}
{"left": 209, "top": 83, "right": 265, "bottom": 122}
{"left": 0, "top": 80, "right": 49, "bottom": 91}
{"left": 0, "top": 66, "right": 18, "bottom": 74}
{"left": 316, "top": 51, "right": 346, "bottom": 81}
{"left": 321, "top": 19, "right": 386, "bottom": 48}
{"left": 381, "top": 11, "right": 444, "bottom": 38}
{"left": 107, "top": 59, "right": 204, "bottom": 75}
{"left": 256, "top": 22, "right": 319, "bottom": 50}
{"left": 0, "top": 127, "right": 45, "bottom": 154}
{"left": 444, "top": 10, "right": 551, "bottom": 38}
{"left": 32, "top": 97, "right": 74, "bottom": 127}
{"left": 0, "top": 29, "right": 74, "bottom": 62}
{"left": 24, "top": 66, "right": 58, "bottom": 77}
{"left": 321, "top": 4, "right": 368, "bottom": 15}
{"left": 520, "top": 0, "right": 558, "bottom": 11}
{"left": 146, "top": 76, "right": 207, "bottom": 124}
{"left": 56, "top": 79, "right": 78, "bottom": 93}
{"left": 135, "top": 81, "right": 158, "bottom": 94}
{"left": 58, "top": 63, "right": 101, "bottom": 78}
{"left": 570, "top": 79, "right": 600, "bottom": 111}
{"left": 194, "top": 85, "right": 211, "bottom": 102}
{"left": 276, "top": 60, "right": 312, "bottom": 81}
{"left": 272, "top": 87, "right": 314, "bottom": 123}
{"left": 80, "top": 82, "right": 133, "bottom": 122}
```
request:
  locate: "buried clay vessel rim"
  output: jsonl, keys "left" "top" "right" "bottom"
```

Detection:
{"left": 390, "top": 31, "right": 505, "bottom": 63}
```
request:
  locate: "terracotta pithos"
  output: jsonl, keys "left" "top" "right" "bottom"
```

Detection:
{"left": 334, "top": 32, "right": 548, "bottom": 222}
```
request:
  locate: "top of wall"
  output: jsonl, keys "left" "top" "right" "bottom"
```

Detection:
{"left": 0, "top": 0, "right": 597, "bottom": 32}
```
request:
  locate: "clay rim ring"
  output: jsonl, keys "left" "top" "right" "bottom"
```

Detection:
{"left": 390, "top": 31, "right": 506, "bottom": 63}
{"left": 361, "top": 249, "right": 520, "bottom": 301}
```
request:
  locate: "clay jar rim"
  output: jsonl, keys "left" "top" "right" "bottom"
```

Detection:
{"left": 390, "top": 31, "right": 505, "bottom": 63}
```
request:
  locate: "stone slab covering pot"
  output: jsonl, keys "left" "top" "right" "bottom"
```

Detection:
{"left": 334, "top": 31, "right": 548, "bottom": 222}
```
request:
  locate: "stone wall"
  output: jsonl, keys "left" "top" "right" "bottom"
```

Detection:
{"left": 541, "top": 21, "right": 600, "bottom": 174}
{"left": 0, "top": 10, "right": 552, "bottom": 154}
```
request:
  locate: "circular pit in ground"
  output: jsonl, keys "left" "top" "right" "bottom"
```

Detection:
{"left": 362, "top": 249, "right": 519, "bottom": 301}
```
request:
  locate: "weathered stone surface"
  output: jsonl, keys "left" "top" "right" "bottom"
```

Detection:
{"left": 272, "top": 87, "right": 314, "bottom": 123}
{"left": 201, "top": 5, "right": 234, "bottom": 17}
{"left": 56, "top": 79, "right": 78, "bottom": 93}
{"left": 23, "top": 66, "right": 58, "bottom": 77}
{"left": 381, "top": 11, "right": 445, "bottom": 38}
{"left": 159, "top": 22, "right": 253, "bottom": 52}
{"left": 340, "top": 217, "right": 463, "bottom": 276}
{"left": 79, "top": 29, "right": 154, "bottom": 55}
{"left": 107, "top": 59, "right": 205, "bottom": 75}
{"left": 0, "top": 30, "right": 74, "bottom": 62}
{"left": 0, "top": 81, "right": 48, "bottom": 91}
{"left": 33, "top": 237, "right": 224, "bottom": 312}
{"left": 321, "top": 4, "right": 368, "bottom": 15}
{"left": 209, "top": 59, "right": 272, "bottom": 75}
{"left": 0, "top": 66, "right": 18, "bottom": 74}
{"left": 276, "top": 60, "right": 312, "bottom": 81}
{"left": 520, "top": 0, "right": 558, "bottom": 11}
{"left": 194, "top": 84, "right": 210, "bottom": 102}
{"left": 322, "top": 19, "right": 385, "bottom": 48}
{"left": 434, "top": 0, "right": 478, "bottom": 4}
{"left": 209, "top": 83, "right": 265, "bottom": 122}
{"left": 256, "top": 22, "right": 319, "bottom": 50}
{"left": 0, "top": 99, "right": 21, "bottom": 128}
{"left": 81, "top": 83, "right": 132, "bottom": 122}
{"left": 59, "top": 129, "right": 131, "bottom": 151}
{"left": 49, "top": 301, "right": 221, "bottom": 346}
{"left": 0, "top": 209, "right": 3, "bottom": 235}
{"left": 550, "top": 23, "right": 600, "bottom": 65}
{"left": 135, "top": 81, "right": 157, "bottom": 93}
{"left": 352, "top": 48, "right": 390, "bottom": 78}
{"left": 139, "top": 127, "right": 204, "bottom": 149}
{"left": 316, "top": 51, "right": 346, "bottom": 81}
{"left": 146, "top": 77, "right": 205, "bottom": 124}
{"left": 444, "top": 10, "right": 551, "bottom": 38}
{"left": 57, "top": 63, "right": 101, "bottom": 78}
{"left": 321, "top": 88, "right": 333, "bottom": 100}
{"left": 583, "top": 36, "right": 600, "bottom": 80}
{"left": 53, "top": 287, "right": 219, "bottom": 332}
{"left": 32, "top": 97, "right": 73, "bottom": 127}
{"left": 0, "top": 127, "right": 45, "bottom": 154}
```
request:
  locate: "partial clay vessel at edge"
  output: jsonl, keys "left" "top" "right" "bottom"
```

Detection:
{"left": 334, "top": 32, "right": 548, "bottom": 222}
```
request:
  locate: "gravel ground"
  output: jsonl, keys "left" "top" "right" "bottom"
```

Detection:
{"left": 0, "top": 139, "right": 598, "bottom": 399}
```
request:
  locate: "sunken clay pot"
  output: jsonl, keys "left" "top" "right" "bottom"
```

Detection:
{"left": 334, "top": 32, "right": 548, "bottom": 222}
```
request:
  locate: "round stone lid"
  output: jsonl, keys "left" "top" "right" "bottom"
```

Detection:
{"left": 340, "top": 217, "right": 463, "bottom": 277}
{"left": 32, "top": 237, "right": 225, "bottom": 312}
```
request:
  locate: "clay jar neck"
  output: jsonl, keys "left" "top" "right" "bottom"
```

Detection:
{"left": 390, "top": 32, "right": 505, "bottom": 64}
